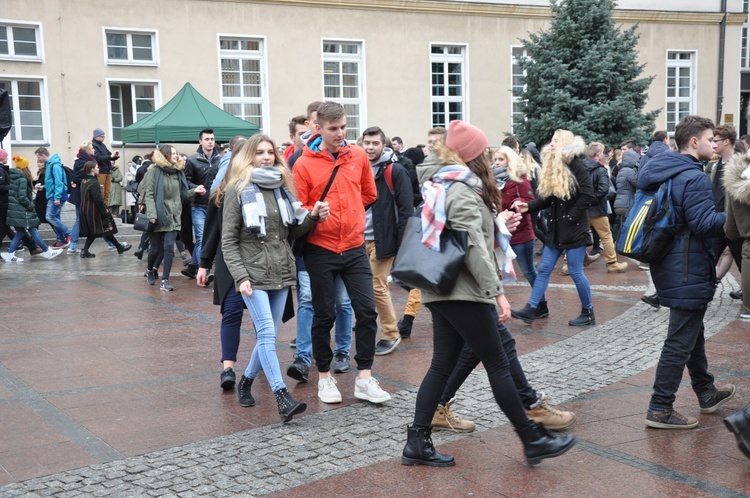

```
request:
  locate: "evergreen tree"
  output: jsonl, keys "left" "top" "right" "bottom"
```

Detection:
{"left": 515, "top": 0, "right": 658, "bottom": 146}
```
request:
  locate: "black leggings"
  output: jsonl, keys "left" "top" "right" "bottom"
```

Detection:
{"left": 83, "top": 234, "right": 121, "bottom": 253}
{"left": 439, "top": 307, "right": 538, "bottom": 409}
{"left": 412, "top": 300, "right": 530, "bottom": 431}
{"left": 147, "top": 230, "right": 178, "bottom": 280}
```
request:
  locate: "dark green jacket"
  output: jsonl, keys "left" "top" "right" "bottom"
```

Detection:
{"left": 7, "top": 169, "right": 40, "bottom": 229}
{"left": 222, "top": 181, "right": 317, "bottom": 291}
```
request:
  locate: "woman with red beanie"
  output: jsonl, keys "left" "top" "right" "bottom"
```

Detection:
{"left": 402, "top": 120, "right": 575, "bottom": 468}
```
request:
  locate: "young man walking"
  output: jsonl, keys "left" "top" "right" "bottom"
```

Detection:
{"left": 293, "top": 102, "right": 390, "bottom": 405}
{"left": 639, "top": 115, "right": 736, "bottom": 429}
{"left": 36, "top": 147, "right": 71, "bottom": 248}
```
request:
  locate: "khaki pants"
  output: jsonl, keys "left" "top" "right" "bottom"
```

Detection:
{"left": 97, "top": 172, "right": 112, "bottom": 207}
{"left": 589, "top": 215, "right": 617, "bottom": 265}
{"left": 405, "top": 288, "right": 421, "bottom": 317}
{"left": 365, "top": 241, "right": 399, "bottom": 341}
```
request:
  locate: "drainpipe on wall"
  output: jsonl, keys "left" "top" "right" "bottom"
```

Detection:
{"left": 717, "top": 0, "right": 727, "bottom": 125}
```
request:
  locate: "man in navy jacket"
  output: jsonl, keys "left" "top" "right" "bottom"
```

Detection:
{"left": 638, "top": 115, "right": 735, "bottom": 430}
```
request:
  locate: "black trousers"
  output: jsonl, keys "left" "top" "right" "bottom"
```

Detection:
{"left": 413, "top": 300, "right": 529, "bottom": 431}
{"left": 304, "top": 244, "right": 377, "bottom": 372}
{"left": 147, "top": 230, "right": 178, "bottom": 280}
{"left": 439, "top": 307, "right": 538, "bottom": 409}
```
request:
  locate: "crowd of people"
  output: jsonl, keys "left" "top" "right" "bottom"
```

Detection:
{"left": 3, "top": 104, "right": 750, "bottom": 466}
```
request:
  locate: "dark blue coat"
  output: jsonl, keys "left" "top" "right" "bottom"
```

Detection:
{"left": 639, "top": 140, "right": 670, "bottom": 171}
{"left": 637, "top": 151, "right": 725, "bottom": 309}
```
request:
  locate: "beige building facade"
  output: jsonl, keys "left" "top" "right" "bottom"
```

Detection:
{"left": 0, "top": 0, "right": 747, "bottom": 166}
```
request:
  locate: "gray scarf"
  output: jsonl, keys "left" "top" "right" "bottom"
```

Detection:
{"left": 238, "top": 166, "right": 307, "bottom": 237}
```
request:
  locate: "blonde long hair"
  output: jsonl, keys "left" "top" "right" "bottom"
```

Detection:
{"left": 494, "top": 146, "right": 524, "bottom": 182}
{"left": 221, "top": 134, "right": 296, "bottom": 201}
{"left": 537, "top": 129, "right": 577, "bottom": 200}
{"left": 519, "top": 149, "right": 540, "bottom": 183}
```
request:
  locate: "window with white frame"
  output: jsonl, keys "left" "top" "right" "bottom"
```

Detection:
{"left": 322, "top": 40, "right": 364, "bottom": 140}
{"left": 105, "top": 29, "right": 157, "bottom": 65}
{"left": 511, "top": 46, "right": 529, "bottom": 134}
{"left": 0, "top": 21, "right": 42, "bottom": 61}
{"left": 430, "top": 44, "right": 466, "bottom": 128}
{"left": 666, "top": 51, "right": 696, "bottom": 133}
{"left": 0, "top": 78, "right": 47, "bottom": 144}
{"left": 219, "top": 37, "right": 266, "bottom": 132}
{"left": 109, "top": 81, "right": 157, "bottom": 143}
{"left": 743, "top": 12, "right": 750, "bottom": 70}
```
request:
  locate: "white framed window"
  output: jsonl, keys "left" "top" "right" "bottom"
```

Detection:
{"left": 666, "top": 51, "right": 696, "bottom": 133}
{"left": 511, "top": 46, "right": 529, "bottom": 134}
{"left": 742, "top": 14, "right": 750, "bottom": 70}
{"left": 219, "top": 36, "right": 268, "bottom": 132}
{"left": 104, "top": 28, "right": 158, "bottom": 66}
{"left": 107, "top": 80, "right": 159, "bottom": 143}
{"left": 0, "top": 20, "right": 43, "bottom": 62}
{"left": 430, "top": 44, "right": 467, "bottom": 128}
{"left": 0, "top": 77, "right": 49, "bottom": 144}
{"left": 322, "top": 39, "right": 365, "bottom": 141}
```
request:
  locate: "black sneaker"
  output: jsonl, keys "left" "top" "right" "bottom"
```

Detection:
{"left": 730, "top": 290, "right": 743, "bottom": 300}
{"left": 220, "top": 367, "right": 236, "bottom": 390}
{"left": 645, "top": 410, "right": 698, "bottom": 429}
{"left": 286, "top": 358, "right": 309, "bottom": 382}
{"left": 146, "top": 269, "right": 156, "bottom": 286}
{"left": 160, "top": 279, "right": 174, "bottom": 291}
{"left": 699, "top": 384, "right": 736, "bottom": 413}
{"left": 333, "top": 353, "right": 350, "bottom": 373}
{"left": 641, "top": 293, "right": 660, "bottom": 309}
{"left": 181, "top": 264, "right": 197, "bottom": 279}
{"left": 375, "top": 337, "right": 402, "bottom": 356}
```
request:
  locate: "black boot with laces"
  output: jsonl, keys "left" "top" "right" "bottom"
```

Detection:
{"left": 237, "top": 375, "right": 255, "bottom": 407}
{"left": 274, "top": 387, "right": 307, "bottom": 422}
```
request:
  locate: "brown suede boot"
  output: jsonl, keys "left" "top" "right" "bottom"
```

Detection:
{"left": 526, "top": 400, "right": 576, "bottom": 430}
{"left": 431, "top": 399, "right": 476, "bottom": 433}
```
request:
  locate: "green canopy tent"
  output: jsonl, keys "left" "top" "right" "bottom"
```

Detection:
{"left": 121, "top": 82, "right": 260, "bottom": 144}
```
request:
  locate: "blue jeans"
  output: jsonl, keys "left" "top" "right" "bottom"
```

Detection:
{"left": 70, "top": 205, "right": 80, "bottom": 248}
{"left": 294, "top": 270, "right": 352, "bottom": 366}
{"left": 8, "top": 227, "right": 48, "bottom": 253}
{"left": 242, "top": 287, "right": 289, "bottom": 393}
{"left": 45, "top": 198, "right": 70, "bottom": 243}
{"left": 190, "top": 206, "right": 207, "bottom": 265}
{"left": 649, "top": 305, "right": 717, "bottom": 412}
{"left": 529, "top": 245, "right": 591, "bottom": 310}
{"left": 512, "top": 239, "right": 544, "bottom": 300}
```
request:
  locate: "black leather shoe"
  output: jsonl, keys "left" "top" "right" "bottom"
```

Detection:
{"left": 402, "top": 426, "right": 455, "bottom": 467}
{"left": 220, "top": 367, "right": 236, "bottom": 390}
{"left": 568, "top": 308, "right": 595, "bottom": 326}
{"left": 641, "top": 293, "right": 660, "bottom": 309}
{"left": 517, "top": 421, "right": 576, "bottom": 466}
{"left": 181, "top": 264, "right": 197, "bottom": 279}
{"left": 286, "top": 358, "right": 309, "bottom": 383}
{"left": 730, "top": 290, "right": 743, "bottom": 300}
{"left": 134, "top": 249, "right": 144, "bottom": 260}
{"left": 117, "top": 242, "right": 132, "bottom": 254}
{"left": 535, "top": 300, "right": 550, "bottom": 319}
{"left": 80, "top": 251, "right": 95, "bottom": 258}
{"left": 511, "top": 304, "right": 538, "bottom": 324}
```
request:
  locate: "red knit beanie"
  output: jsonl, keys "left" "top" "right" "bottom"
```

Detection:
{"left": 445, "top": 120, "right": 488, "bottom": 163}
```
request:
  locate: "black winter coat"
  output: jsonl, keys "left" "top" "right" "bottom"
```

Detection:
{"left": 369, "top": 159, "right": 414, "bottom": 259}
{"left": 69, "top": 151, "right": 94, "bottom": 207}
{"left": 529, "top": 153, "right": 595, "bottom": 250}
{"left": 185, "top": 147, "right": 220, "bottom": 207}
{"left": 584, "top": 158, "right": 611, "bottom": 218}
{"left": 79, "top": 174, "right": 117, "bottom": 237}
{"left": 92, "top": 140, "right": 117, "bottom": 174}
{"left": 200, "top": 200, "right": 240, "bottom": 311}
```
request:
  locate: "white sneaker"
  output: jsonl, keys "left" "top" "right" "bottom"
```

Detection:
{"left": 318, "top": 377, "right": 342, "bottom": 404}
{"left": 40, "top": 248, "right": 63, "bottom": 260}
{"left": 1, "top": 252, "right": 23, "bottom": 262}
{"left": 354, "top": 377, "right": 391, "bottom": 404}
{"left": 740, "top": 310, "right": 750, "bottom": 321}
{"left": 67, "top": 246, "right": 80, "bottom": 254}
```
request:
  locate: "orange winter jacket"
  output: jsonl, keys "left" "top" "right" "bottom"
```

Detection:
{"left": 293, "top": 136, "right": 377, "bottom": 254}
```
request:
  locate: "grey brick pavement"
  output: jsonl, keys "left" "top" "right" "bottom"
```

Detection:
{"left": 0, "top": 278, "right": 742, "bottom": 497}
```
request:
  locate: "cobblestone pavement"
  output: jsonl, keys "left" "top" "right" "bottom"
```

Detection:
{"left": 1, "top": 257, "right": 744, "bottom": 498}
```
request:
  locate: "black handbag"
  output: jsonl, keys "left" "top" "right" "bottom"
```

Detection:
{"left": 133, "top": 212, "right": 154, "bottom": 232}
{"left": 291, "top": 165, "right": 341, "bottom": 257}
{"left": 390, "top": 215, "right": 467, "bottom": 294}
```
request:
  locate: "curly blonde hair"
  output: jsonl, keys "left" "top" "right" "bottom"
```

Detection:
{"left": 493, "top": 146, "right": 524, "bottom": 182}
{"left": 537, "top": 129, "right": 577, "bottom": 200}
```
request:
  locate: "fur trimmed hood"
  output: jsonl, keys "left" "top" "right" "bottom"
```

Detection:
{"left": 541, "top": 136, "right": 587, "bottom": 165}
{"left": 151, "top": 149, "right": 185, "bottom": 171}
{"left": 723, "top": 152, "right": 750, "bottom": 205}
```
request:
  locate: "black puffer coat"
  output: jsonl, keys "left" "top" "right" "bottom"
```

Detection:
{"left": 528, "top": 137, "right": 596, "bottom": 249}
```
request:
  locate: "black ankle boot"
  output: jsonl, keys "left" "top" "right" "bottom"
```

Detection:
{"left": 398, "top": 315, "right": 414, "bottom": 338}
{"left": 568, "top": 308, "right": 595, "bottom": 326}
{"left": 535, "top": 300, "right": 550, "bottom": 319}
{"left": 725, "top": 402, "right": 750, "bottom": 459}
{"left": 274, "top": 387, "right": 307, "bottom": 423}
{"left": 401, "top": 426, "right": 455, "bottom": 467}
{"left": 517, "top": 421, "right": 576, "bottom": 466}
{"left": 511, "top": 304, "right": 538, "bottom": 324}
{"left": 237, "top": 375, "right": 255, "bottom": 407}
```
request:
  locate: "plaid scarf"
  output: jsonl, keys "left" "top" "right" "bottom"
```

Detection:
{"left": 422, "top": 165, "right": 516, "bottom": 282}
